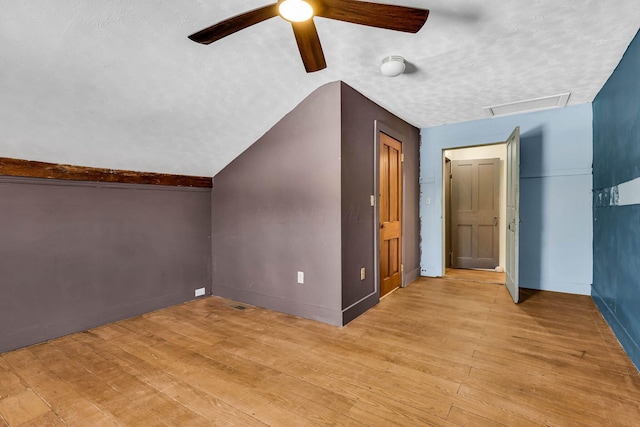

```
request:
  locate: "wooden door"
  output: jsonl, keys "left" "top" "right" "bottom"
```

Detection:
{"left": 379, "top": 133, "right": 403, "bottom": 297}
{"left": 451, "top": 158, "right": 500, "bottom": 269}
{"left": 505, "top": 127, "right": 520, "bottom": 303}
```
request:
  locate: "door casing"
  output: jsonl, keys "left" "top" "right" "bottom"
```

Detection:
{"left": 440, "top": 129, "right": 519, "bottom": 303}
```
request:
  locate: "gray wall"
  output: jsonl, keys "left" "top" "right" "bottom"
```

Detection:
{"left": 1, "top": 79, "right": 422, "bottom": 353}
{"left": 0, "top": 177, "right": 212, "bottom": 353}
{"left": 211, "top": 82, "right": 344, "bottom": 325}
{"left": 211, "top": 81, "right": 421, "bottom": 326}
{"left": 340, "top": 83, "right": 421, "bottom": 323}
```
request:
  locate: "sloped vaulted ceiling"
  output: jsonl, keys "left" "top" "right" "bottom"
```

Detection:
{"left": 1, "top": 1, "right": 640, "bottom": 177}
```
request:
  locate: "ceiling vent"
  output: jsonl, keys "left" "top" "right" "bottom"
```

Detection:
{"left": 483, "top": 93, "right": 571, "bottom": 117}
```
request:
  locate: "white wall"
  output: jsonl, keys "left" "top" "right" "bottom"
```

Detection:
{"left": 444, "top": 144, "right": 507, "bottom": 269}
{"left": 421, "top": 104, "right": 593, "bottom": 295}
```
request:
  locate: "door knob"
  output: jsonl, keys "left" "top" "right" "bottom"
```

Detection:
{"left": 380, "top": 223, "right": 385, "bottom": 229}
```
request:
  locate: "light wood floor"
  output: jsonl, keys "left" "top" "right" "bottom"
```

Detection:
{"left": 1, "top": 278, "right": 639, "bottom": 426}
{"left": 445, "top": 268, "right": 506, "bottom": 285}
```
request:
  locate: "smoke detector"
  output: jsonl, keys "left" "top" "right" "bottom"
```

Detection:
{"left": 380, "top": 56, "right": 406, "bottom": 77}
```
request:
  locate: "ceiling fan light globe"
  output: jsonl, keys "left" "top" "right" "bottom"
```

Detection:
{"left": 279, "top": 0, "right": 314, "bottom": 22}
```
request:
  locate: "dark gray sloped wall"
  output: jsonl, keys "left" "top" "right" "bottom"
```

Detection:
{"left": 592, "top": 30, "right": 640, "bottom": 370}
{"left": 210, "top": 81, "right": 420, "bottom": 326}
{"left": 340, "top": 83, "right": 421, "bottom": 324}
{"left": 0, "top": 177, "right": 212, "bottom": 353}
{"left": 211, "top": 82, "right": 344, "bottom": 325}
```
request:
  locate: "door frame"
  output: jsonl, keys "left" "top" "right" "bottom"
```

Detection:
{"left": 374, "top": 121, "right": 406, "bottom": 295}
{"left": 444, "top": 157, "right": 452, "bottom": 268}
{"left": 441, "top": 142, "right": 507, "bottom": 275}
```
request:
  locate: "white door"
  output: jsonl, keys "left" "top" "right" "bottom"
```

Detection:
{"left": 505, "top": 127, "right": 520, "bottom": 303}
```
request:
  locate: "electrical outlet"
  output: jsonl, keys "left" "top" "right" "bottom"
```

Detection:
{"left": 297, "top": 271, "right": 304, "bottom": 284}
{"left": 195, "top": 287, "right": 206, "bottom": 297}
{"left": 360, "top": 268, "right": 366, "bottom": 280}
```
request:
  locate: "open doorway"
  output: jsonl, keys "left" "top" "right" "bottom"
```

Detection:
{"left": 443, "top": 143, "right": 507, "bottom": 285}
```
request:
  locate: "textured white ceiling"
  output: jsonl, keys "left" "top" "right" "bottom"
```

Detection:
{"left": 1, "top": 1, "right": 639, "bottom": 176}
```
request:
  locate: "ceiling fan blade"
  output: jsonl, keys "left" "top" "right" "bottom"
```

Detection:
{"left": 317, "top": 0, "right": 428, "bottom": 33}
{"left": 188, "top": 4, "right": 279, "bottom": 44}
{"left": 291, "top": 20, "right": 327, "bottom": 73}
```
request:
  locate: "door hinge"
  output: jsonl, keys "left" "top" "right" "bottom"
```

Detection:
{"left": 401, "top": 153, "right": 404, "bottom": 162}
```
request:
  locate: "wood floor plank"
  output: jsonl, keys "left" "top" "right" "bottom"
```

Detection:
{"left": 71, "top": 333, "right": 266, "bottom": 427}
{"left": 9, "top": 410, "right": 65, "bottom": 427}
{"left": 218, "top": 332, "right": 452, "bottom": 420}
{"left": 1, "top": 348, "right": 121, "bottom": 426}
{"left": 468, "top": 365, "right": 639, "bottom": 424}
{"left": 455, "top": 383, "right": 559, "bottom": 426}
{"left": 460, "top": 375, "right": 615, "bottom": 426}
{"left": 1, "top": 276, "right": 639, "bottom": 426}
{"left": 90, "top": 324, "right": 315, "bottom": 425}
{"left": 448, "top": 390, "right": 541, "bottom": 427}
{"left": 0, "top": 358, "right": 27, "bottom": 400}
{"left": 54, "top": 337, "right": 214, "bottom": 426}
{"left": 215, "top": 335, "right": 455, "bottom": 426}
{"left": 162, "top": 302, "right": 458, "bottom": 425}
{"left": 445, "top": 268, "right": 506, "bottom": 284}
{"left": 479, "top": 324, "right": 636, "bottom": 371}
{"left": 471, "top": 345, "right": 640, "bottom": 396}
{"left": 233, "top": 313, "right": 461, "bottom": 394}
{"left": 28, "top": 343, "right": 165, "bottom": 426}
{"left": 446, "top": 405, "right": 504, "bottom": 427}
{"left": 0, "top": 389, "right": 50, "bottom": 426}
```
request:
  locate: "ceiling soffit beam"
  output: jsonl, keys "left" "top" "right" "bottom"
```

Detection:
{"left": 0, "top": 157, "right": 213, "bottom": 188}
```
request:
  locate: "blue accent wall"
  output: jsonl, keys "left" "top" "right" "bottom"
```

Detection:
{"left": 420, "top": 104, "right": 593, "bottom": 295}
{"left": 592, "top": 31, "right": 640, "bottom": 370}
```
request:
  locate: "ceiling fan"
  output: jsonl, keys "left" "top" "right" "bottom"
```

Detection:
{"left": 188, "top": 0, "right": 429, "bottom": 73}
